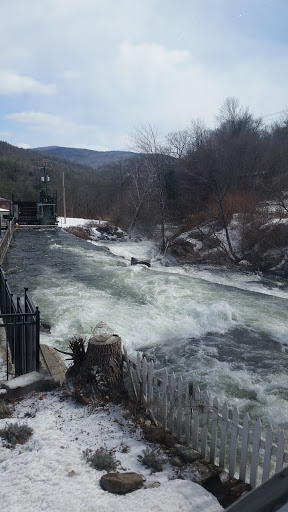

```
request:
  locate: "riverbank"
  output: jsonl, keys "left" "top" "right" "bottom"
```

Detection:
{"left": 0, "top": 386, "right": 223, "bottom": 512}
{"left": 59, "top": 215, "right": 288, "bottom": 276}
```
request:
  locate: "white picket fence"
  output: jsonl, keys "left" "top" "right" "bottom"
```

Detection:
{"left": 123, "top": 347, "right": 288, "bottom": 488}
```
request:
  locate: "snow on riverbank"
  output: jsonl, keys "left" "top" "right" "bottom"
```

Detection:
{"left": 0, "top": 390, "right": 222, "bottom": 512}
{"left": 58, "top": 217, "right": 100, "bottom": 228}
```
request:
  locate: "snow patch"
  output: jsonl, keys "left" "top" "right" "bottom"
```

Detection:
{"left": 0, "top": 391, "right": 222, "bottom": 512}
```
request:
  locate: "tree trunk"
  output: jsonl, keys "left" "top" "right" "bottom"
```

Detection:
{"left": 83, "top": 335, "right": 123, "bottom": 392}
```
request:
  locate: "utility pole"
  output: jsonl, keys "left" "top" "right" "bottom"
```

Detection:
{"left": 62, "top": 172, "right": 66, "bottom": 224}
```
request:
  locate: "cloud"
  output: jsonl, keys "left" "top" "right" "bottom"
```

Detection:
{"left": 15, "top": 143, "right": 31, "bottom": 149}
{"left": 0, "top": 1, "right": 288, "bottom": 150}
{"left": 118, "top": 41, "right": 191, "bottom": 78}
{"left": 4, "top": 110, "right": 111, "bottom": 149}
{"left": 61, "top": 70, "right": 81, "bottom": 80}
{"left": 5, "top": 111, "right": 63, "bottom": 128}
{"left": 73, "top": 144, "right": 107, "bottom": 152}
{"left": 0, "top": 70, "right": 56, "bottom": 95}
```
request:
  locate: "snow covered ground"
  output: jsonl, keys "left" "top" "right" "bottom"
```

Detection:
{"left": 57, "top": 217, "right": 99, "bottom": 228}
{"left": 0, "top": 390, "right": 222, "bottom": 512}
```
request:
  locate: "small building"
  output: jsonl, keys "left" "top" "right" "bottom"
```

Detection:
{"left": 12, "top": 195, "right": 57, "bottom": 226}
{"left": 0, "top": 207, "right": 10, "bottom": 229}
{"left": 11, "top": 163, "right": 58, "bottom": 226}
{"left": 0, "top": 197, "right": 11, "bottom": 211}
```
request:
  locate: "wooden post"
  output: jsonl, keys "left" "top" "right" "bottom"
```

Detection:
{"left": 63, "top": 172, "right": 66, "bottom": 224}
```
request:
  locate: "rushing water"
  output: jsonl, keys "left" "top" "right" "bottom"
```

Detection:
{"left": 4, "top": 228, "right": 288, "bottom": 431}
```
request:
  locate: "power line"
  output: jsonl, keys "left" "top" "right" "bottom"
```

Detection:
{"left": 261, "top": 109, "right": 287, "bottom": 119}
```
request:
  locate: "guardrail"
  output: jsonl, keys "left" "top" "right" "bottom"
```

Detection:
{"left": 0, "top": 267, "right": 40, "bottom": 378}
{"left": 0, "top": 218, "right": 16, "bottom": 264}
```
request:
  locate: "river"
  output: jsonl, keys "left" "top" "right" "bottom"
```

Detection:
{"left": 3, "top": 227, "right": 288, "bottom": 432}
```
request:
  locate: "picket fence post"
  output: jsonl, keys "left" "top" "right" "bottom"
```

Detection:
{"left": 200, "top": 390, "right": 210, "bottom": 457}
{"left": 239, "top": 412, "right": 250, "bottom": 482}
{"left": 124, "top": 350, "right": 288, "bottom": 489}
{"left": 169, "top": 372, "right": 176, "bottom": 436}
{"left": 176, "top": 376, "right": 183, "bottom": 441}
{"left": 162, "top": 368, "right": 168, "bottom": 430}
{"left": 192, "top": 386, "right": 201, "bottom": 451}
{"left": 210, "top": 396, "right": 219, "bottom": 465}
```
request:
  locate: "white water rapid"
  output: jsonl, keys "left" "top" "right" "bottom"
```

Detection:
{"left": 4, "top": 228, "right": 288, "bottom": 431}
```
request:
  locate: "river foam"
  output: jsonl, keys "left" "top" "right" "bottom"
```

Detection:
{"left": 4, "top": 228, "right": 288, "bottom": 430}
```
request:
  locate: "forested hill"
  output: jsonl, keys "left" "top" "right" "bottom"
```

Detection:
{"left": 0, "top": 141, "right": 117, "bottom": 219}
{"left": 1, "top": 97, "right": 288, "bottom": 271}
{"left": 32, "top": 146, "right": 137, "bottom": 168}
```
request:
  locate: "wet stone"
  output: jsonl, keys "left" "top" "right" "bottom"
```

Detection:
{"left": 143, "top": 481, "right": 161, "bottom": 489}
{"left": 170, "top": 456, "right": 184, "bottom": 468}
{"left": 175, "top": 444, "right": 202, "bottom": 463}
{"left": 180, "top": 460, "right": 218, "bottom": 485}
{"left": 100, "top": 472, "right": 144, "bottom": 495}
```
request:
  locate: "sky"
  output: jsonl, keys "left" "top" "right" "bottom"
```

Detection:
{"left": 0, "top": 0, "right": 287, "bottom": 151}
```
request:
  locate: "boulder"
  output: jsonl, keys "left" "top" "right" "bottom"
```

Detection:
{"left": 40, "top": 322, "right": 51, "bottom": 333}
{"left": 229, "top": 481, "right": 251, "bottom": 497}
{"left": 175, "top": 444, "right": 202, "bottom": 463}
{"left": 131, "top": 257, "right": 151, "bottom": 268}
{"left": 180, "top": 460, "right": 218, "bottom": 485}
{"left": 170, "top": 456, "right": 184, "bottom": 468}
{"left": 1, "top": 371, "right": 57, "bottom": 398}
{"left": 100, "top": 472, "right": 144, "bottom": 494}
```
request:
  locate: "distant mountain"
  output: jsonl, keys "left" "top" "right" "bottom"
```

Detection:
{"left": 32, "top": 146, "right": 138, "bottom": 169}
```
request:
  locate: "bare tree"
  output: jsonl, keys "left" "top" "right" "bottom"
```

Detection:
{"left": 129, "top": 124, "right": 171, "bottom": 251}
{"left": 166, "top": 129, "right": 191, "bottom": 159}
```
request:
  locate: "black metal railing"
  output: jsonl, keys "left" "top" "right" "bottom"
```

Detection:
{"left": 0, "top": 218, "right": 16, "bottom": 264}
{"left": 0, "top": 267, "right": 40, "bottom": 379}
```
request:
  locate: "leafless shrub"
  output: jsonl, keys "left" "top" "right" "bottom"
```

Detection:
{"left": 0, "top": 402, "right": 13, "bottom": 419}
{"left": 84, "top": 447, "right": 119, "bottom": 472}
{"left": 0, "top": 422, "right": 33, "bottom": 447}
{"left": 138, "top": 448, "right": 164, "bottom": 472}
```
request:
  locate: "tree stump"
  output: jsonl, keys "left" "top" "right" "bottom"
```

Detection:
{"left": 85, "top": 334, "right": 123, "bottom": 390}
{"left": 66, "top": 322, "right": 124, "bottom": 400}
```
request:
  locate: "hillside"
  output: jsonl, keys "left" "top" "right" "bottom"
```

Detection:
{"left": 33, "top": 146, "right": 138, "bottom": 169}
{"left": 0, "top": 141, "right": 114, "bottom": 218}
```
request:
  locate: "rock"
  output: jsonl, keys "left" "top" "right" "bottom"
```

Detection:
{"left": 1, "top": 371, "right": 57, "bottom": 398}
{"left": 40, "top": 322, "right": 51, "bottom": 333}
{"left": 203, "top": 475, "right": 235, "bottom": 509}
{"left": 175, "top": 444, "right": 202, "bottom": 463}
{"left": 219, "top": 471, "right": 230, "bottom": 487}
{"left": 229, "top": 482, "right": 251, "bottom": 497}
{"left": 40, "top": 344, "right": 67, "bottom": 385}
{"left": 131, "top": 257, "right": 151, "bottom": 268}
{"left": 170, "top": 456, "right": 184, "bottom": 468}
{"left": 100, "top": 472, "right": 144, "bottom": 495}
{"left": 143, "top": 481, "right": 161, "bottom": 489}
{"left": 239, "top": 260, "right": 252, "bottom": 267}
{"left": 180, "top": 460, "right": 218, "bottom": 485}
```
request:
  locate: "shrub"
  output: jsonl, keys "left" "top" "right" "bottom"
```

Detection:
{"left": 84, "top": 447, "right": 119, "bottom": 472}
{"left": 69, "top": 336, "right": 87, "bottom": 366}
{"left": 0, "top": 402, "right": 13, "bottom": 419}
{"left": 0, "top": 422, "right": 33, "bottom": 447}
{"left": 138, "top": 448, "right": 164, "bottom": 472}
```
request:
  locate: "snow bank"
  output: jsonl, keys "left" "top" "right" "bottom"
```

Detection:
{"left": 58, "top": 217, "right": 101, "bottom": 228}
{"left": 0, "top": 391, "right": 222, "bottom": 512}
